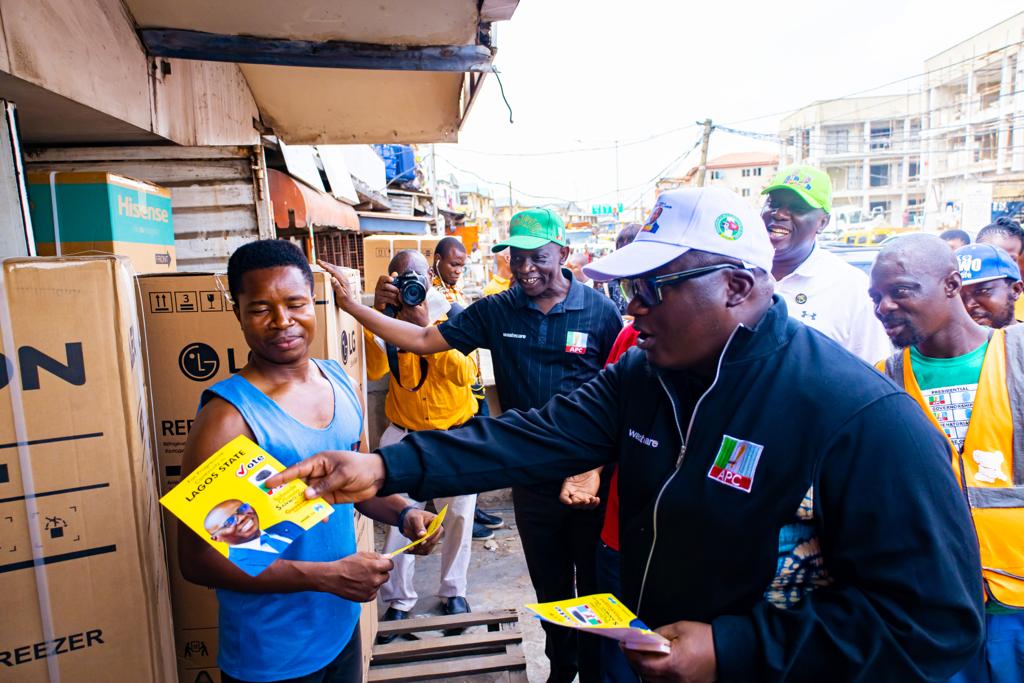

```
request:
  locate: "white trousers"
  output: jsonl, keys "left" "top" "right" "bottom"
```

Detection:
{"left": 377, "top": 423, "right": 476, "bottom": 611}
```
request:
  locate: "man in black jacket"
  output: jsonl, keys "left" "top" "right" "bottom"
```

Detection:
{"left": 272, "top": 187, "right": 984, "bottom": 682}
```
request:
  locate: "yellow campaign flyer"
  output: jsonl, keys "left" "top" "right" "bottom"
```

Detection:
{"left": 524, "top": 593, "right": 671, "bottom": 653}
{"left": 387, "top": 504, "right": 447, "bottom": 558}
{"left": 160, "top": 434, "right": 334, "bottom": 577}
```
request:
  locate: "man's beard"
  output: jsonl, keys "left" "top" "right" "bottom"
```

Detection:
{"left": 992, "top": 300, "right": 1017, "bottom": 329}
{"left": 971, "top": 300, "right": 1017, "bottom": 329}
{"left": 880, "top": 315, "right": 926, "bottom": 349}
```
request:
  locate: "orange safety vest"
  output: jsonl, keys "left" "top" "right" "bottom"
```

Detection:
{"left": 880, "top": 328, "right": 1024, "bottom": 608}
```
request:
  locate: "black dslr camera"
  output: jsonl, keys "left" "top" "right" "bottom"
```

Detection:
{"left": 383, "top": 270, "right": 428, "bottom": 317}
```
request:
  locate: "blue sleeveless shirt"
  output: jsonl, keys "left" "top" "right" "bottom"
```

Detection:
{"left": 200, "top": 359, "right": 362, "bottom": 681}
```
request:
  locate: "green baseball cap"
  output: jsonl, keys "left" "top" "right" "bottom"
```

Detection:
{"left": 761, "top": 164, "right": 832, "bottom": 213}
{"left": 492, "top": 208, "right": 566, "bottom": 252}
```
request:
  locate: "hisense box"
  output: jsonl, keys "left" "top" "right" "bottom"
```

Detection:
{"left": 136, "top": 268, "right": 371, "bottom": 682}
{"left": 28, "top": 172, "right": 176, "bottom": 274}
{"left": 0, "top": 256, "right": 175, "bottom": 682}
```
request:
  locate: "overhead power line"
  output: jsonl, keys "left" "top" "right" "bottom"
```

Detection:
{"left": 724, "top": 37, "right": 1024, "bottom": 127}
{"left": 449, "top": 123, "right": 700, "bottom": 158}
{"left": 436, "top": 134, "right": 705, "bottom": 207}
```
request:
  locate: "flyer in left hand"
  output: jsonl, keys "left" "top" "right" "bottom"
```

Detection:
{"left": 160, "top": 435, "right": 334, "bottom": 577}
{"left": 525, "top": 593, "right": 671, "bottom": 653}
{"left": 387, "top": 504, "right": 447, "bottom": 558}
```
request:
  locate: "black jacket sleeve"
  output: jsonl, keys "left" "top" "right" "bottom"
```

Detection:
{"left": 378, "top": 360, "right": 624, "bottom": 499}
{"left": 712, "top": 393, "right": 984, "bottom": 682}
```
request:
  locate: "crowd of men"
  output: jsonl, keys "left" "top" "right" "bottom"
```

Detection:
{"left": 178, "top": 161, "right": 1024, "bottom": 683}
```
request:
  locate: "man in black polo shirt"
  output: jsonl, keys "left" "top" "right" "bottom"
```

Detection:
{"left": 321, "top": 209, "right": 621, "bottom": 683}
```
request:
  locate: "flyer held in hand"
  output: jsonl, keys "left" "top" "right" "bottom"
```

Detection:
{"left": 160, "top": 435, "right": 334, "bottom": 576}
{"left": 388, "top": 504, "right": 448, "bottom": 558}
{"left": 525, "top": 593, "right": 671, "bottom": 653}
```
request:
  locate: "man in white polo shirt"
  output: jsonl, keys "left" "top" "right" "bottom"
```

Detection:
{"left": 761, "top": 164, "right": 891, "bottom": 363}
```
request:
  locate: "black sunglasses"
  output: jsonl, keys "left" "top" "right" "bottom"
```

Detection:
{"left": 619, "top": 264, "right": 743, "bottom": 307}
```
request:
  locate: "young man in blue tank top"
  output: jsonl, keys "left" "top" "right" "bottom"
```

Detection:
{"left": 178, "top": 240, "right": 441, "bottom": 683}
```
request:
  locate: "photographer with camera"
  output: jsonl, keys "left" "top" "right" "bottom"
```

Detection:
{"left": 365, "top": 249, "right": 480, "bottom": 638}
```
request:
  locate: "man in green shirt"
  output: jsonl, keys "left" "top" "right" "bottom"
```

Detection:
{"left": 870, "top": 234, "right": 990, "bottom": 450}
{"left": 871, "top": 233, "right": 1024, "bottom": 683}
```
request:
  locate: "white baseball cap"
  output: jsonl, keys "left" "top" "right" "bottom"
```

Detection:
{"left": 583, "top": 186, "right": 775, "bottom": 281}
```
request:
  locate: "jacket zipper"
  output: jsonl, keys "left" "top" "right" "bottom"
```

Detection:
{"left": 635, "top": 325, "right": 742, "bottom": 617}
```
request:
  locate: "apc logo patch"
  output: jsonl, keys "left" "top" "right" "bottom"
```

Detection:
{"left": 707, "top": 435, "right": 764, "bottom": 493}
{"left": 565, "top": 331, "right": 588, "bottom": 354}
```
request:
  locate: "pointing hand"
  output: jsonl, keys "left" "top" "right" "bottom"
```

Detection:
{"left": 264, "top": 451, "right": 386, "bottom": 504}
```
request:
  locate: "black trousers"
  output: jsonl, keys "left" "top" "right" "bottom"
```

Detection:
{"left": 513, "top": 485, "right": 604, "bottom": 683}
{"left": 221, "top": 625, "right": 362, "bottom": 683}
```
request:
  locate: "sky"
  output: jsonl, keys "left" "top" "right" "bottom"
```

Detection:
{"left": 434, "top": 1, "right": 1024, "bottom": 220}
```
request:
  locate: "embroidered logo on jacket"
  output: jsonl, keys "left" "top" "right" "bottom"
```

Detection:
{"left": 627, "top": 428, "right": 659, "bottom": 448}
{"left": 707, "top": 434, "right": 764, "bottom": 493}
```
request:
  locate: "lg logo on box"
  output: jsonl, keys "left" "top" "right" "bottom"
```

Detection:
{"left": 178, "top": 343, "right": 219, "bottom": 381}
{"left": 177, "top": 343, "right": 248, "bottom": 382}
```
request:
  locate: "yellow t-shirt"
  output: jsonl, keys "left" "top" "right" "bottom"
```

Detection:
{"left": 365, "top": 326, "right": 478, "bottom": 431}
{"left": 482, "top": 275, "right": 511, "bottom": 297}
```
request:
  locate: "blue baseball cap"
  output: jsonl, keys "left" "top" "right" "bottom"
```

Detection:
{"left": 955, "top": 243, "right": 1021, "bottom": 285}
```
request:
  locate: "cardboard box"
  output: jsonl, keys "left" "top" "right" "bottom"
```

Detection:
{"left": 135, "top": 269, "right": 369, "bottom": 683}
{"left": 361, "top": 235, "right": 395, "bottom": 292}
{"left": 355, "top": 511, "right": 377, "bottom": 673}
{"left": 0, "top": 256, "right": 175, "bottom": 682}
{"left": 361, "top": 235, "right": 450, "bottom": 289}
{"left": 334, "top": 266, "right": 367, "bottom": 415}
{"left": 28, "top": 172, "right": 176, "bottom": 274}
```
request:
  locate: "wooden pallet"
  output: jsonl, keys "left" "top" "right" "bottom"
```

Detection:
{"left": 368, "top": 609, "right": 527, "bottom": 682}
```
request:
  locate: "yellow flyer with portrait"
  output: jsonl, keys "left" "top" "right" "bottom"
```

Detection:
{"left": 160, "top": 434, "right": 334, "bottom": 577}
{"left": 524, "top": 593, "right": 671, "bottom": 653}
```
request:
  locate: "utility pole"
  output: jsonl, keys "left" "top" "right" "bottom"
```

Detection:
{"left": 430, "top": 144, "right": 441, "bottom": 236}
{"left": 614, "top": 139, "right": 620, "bottom": 209}
{"left": 696, "top": 119, "right": 713, "bottom": 187}
{"left": 508, "top": 180, "right": 513, "bottom": 209}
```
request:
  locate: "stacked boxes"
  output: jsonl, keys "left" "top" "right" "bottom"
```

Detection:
{"left": 136, "top": 268, "right": 370, "bottom": 682}
{"left": 0, "top": 256, "right": 175, "bottom": 682}
{"left": 27, "top": 172, "right": 176, "bottom": 274}
{"left": 361, "top": 235, "right": 450, "bottom": 289}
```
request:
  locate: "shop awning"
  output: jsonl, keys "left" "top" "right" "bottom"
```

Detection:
{"left": 357, "top": 211, "right": 431, "bottom": 235}
{"left": 268, "top": 169, "right": 359, "bottom": 232}
{"left": 124, "top": 0, "right": 519, "bottom": 144}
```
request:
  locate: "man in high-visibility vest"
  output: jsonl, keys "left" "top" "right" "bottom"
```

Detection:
{"left": 871, "top": 233, "right": 1024, "bottom": 683}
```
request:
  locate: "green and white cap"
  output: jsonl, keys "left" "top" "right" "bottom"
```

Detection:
{"left": 761, "top": 164, "right": 832, "bottom": 213}
{"left": 583, "top": 187, "right": 774, "bottom": 280}
{"left": 492, "top": 208, "right": 566, "bottom": 252}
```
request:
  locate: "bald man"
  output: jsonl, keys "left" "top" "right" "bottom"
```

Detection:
{"left": 871, "top": 234, "right": 1024, "bottom": 683}
{"left": 204, "top": 500, "right": 304, "bottom": 576}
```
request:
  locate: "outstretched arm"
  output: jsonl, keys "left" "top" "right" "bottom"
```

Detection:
{"left": 320, "top": 260, "right": 451, "bottom": 355}
{"left": 269, "top": 360, "right": 628, "bottom": 503}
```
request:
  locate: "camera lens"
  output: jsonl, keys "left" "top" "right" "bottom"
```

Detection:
{"left": 402, "top": 281, "right": 426, "bottom": 306}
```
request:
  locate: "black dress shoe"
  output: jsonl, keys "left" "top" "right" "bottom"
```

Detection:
{"left": 472, "top": 521, "right": 494, "bottom": 540}
{"left": 376, "top": 606, "right": 409, "bottom": 645}
{"left": 442, "top": 596, "right": 471, "bottom": 636}
{"left": 474, "top": 509, "right": 505, "bottom": 529}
